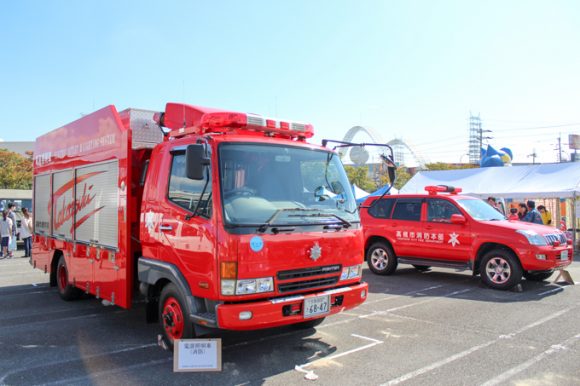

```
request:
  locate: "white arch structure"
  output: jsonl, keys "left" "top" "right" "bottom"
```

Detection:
{"left": 342, "top": 126, "right": 427, "bottom": 168}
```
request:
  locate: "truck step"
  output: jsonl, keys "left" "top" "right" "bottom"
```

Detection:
{"left": 397, "top": 257, "right": 471, "bottom": 271}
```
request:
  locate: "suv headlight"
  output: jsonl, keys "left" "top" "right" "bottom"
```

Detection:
{"left": 516, "top": 230, "right": 548, "bottom": 246}
{"left": 340, "top": 264, "right": 362, "bottom": 280}
{"left": 222, "top": 277, "right": 274, "bottom": 295}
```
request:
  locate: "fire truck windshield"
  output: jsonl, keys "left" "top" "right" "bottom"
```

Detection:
{"left": 456, "top": 198, "right": 506, "bottom": 221}
{"left": 219, "top": 143, "right": 359, "bottom": 229}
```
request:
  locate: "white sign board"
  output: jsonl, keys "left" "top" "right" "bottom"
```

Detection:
{"left": 174, "top": 339, "right": 222, "bottom": 372}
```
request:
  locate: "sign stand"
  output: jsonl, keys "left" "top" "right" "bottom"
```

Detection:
{"left": 174, "top": 339, "right": 222, "bottom": 372}
{"left": 553, "top": 269, "right": 575, "bottom": 285}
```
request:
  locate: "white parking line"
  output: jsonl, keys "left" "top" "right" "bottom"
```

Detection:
{"left": 481, "top": 332, "right": 580, "bottom": 386}
{"left": 360, "top": 288, "right": 474, "bottom": 320}
{"left": 380, "top": 308, "right": 573, "bottom": 386}
{"left": 295, "top": 333, "right": 384, "bottom": 380}
{"left": 363, "top": 285, "right": 444, "bottom": 305}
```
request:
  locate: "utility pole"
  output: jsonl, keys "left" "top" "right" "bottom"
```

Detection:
{"left": 527, "top": 149, "right": 537, "bottom": 164}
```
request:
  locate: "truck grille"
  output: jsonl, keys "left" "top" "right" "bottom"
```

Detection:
{"left": 278, "top": 277, "right": 339, "bottom": 293}
{"left": 277, "top": 265, "right": 342, "bottom": 280}
{"left": 545, "top": 233, "right": 567, "bottom": 245}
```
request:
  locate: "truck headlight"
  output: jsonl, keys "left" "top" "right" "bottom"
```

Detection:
{"left": 341, "top": 264, "right": 362, "bottom": 281}
{"left": 222, "top": 277, "right": 274, "bottom": 295}
{"left": 516, "top": 230, "right": 548, "bottom": 246}
{"left": 221, "top": 279, "right": 236, "bottom": 295}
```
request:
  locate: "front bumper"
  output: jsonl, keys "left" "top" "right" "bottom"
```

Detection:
{"left": 216, "top": 282, "right": 368, "bottom": 330}
{"left": 518, "top": 245, "right": 573, "bottom": 271}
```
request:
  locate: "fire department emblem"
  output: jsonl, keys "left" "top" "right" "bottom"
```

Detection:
{"left": 309, "top": 243, "right": 322, "bottom": 261}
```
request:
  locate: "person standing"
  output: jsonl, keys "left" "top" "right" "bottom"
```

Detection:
{"left": 522, "top": 200, "right": 543, "bottom": 224}
{"left": 6, "top": 203, "right": 17, "bottom": 257}
{"left": 0, "top": 211, "right": 13, "bottom": 258}
{"left": 508, "top": 207, "right": 519, "bottom": 220}
{"left": 517, "top": 202, "right": 528, "bottom": 220}
{"left": 20, "top": 208, "right": 33, "bottom": 257}
{"left": 537, "top": 205, "right": 552, "bottom": 226}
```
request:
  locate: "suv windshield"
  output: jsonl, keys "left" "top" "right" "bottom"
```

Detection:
{"left": 456, "top": 199, "right": 506, "bottom": 221}
{"left": 219, "top": 143, "right": 358, "bottom": 228}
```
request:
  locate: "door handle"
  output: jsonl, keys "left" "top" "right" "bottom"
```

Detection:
{"left": 159, "top": 225, "right": 173, "bottom": 232}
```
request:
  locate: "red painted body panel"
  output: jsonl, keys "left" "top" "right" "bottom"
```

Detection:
{"left": 361, "top": 193, "right": 573, "bottom": 271}
{"left": 32, "top": 106, "right": 136, "bottom": 308}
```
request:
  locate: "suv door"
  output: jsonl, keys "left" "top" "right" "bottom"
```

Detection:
{"left": 422, "top": 198, "right": 471, "bottom": 262}
{"left": 389, "top": 198, "right": 423, "bottom": 257}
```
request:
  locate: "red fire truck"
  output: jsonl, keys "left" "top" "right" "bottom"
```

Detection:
{"left": 32, "top": 103, "right": 393, "bottom": 346}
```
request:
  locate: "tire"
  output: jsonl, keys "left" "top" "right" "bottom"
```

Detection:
{"left": 524, "top": 270, "right": 554, "bottom": 282}
{"left": 480, "top": 249, "right": 522, "bottom": 290}
{"left": 413, "top": 265, "right": 431, "bottom": 272}
{"left": 292, "top": 317, "right": 325, "bottom": 330}
{"left": 159, "top": 283, "right": 194, "bottom": 349}
{"left": 366, "top": 241, "right": 398, "bottom": 275}
{"left": 56, "top": 255, "right": 82, "bottom": 301}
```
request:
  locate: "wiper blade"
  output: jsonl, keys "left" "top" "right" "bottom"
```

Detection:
{"left": 257, "top": 208, "right": 319, "bottom": 233}
{"left": 289, "top": 212, "right": 352, "bottom": 228}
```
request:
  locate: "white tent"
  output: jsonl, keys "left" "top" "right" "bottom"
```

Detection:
{"left": 400, "top": 163, "right": 580, "bottom": 199}
{"left": 351, "top": 184, "right": 371, "bottom": 200}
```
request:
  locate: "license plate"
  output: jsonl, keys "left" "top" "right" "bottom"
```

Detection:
{"left": 303, "top": 295, "right": 330, "bottom": 318}
{"left": 561, "top": 250, "right": 569, "bottom": 260}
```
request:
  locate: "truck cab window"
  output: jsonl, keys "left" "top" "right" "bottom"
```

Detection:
{"left": 168, "top": 153, "right": 212, "bottom": 217}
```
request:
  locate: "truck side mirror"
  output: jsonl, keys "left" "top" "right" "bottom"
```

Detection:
{"left": 186, "top": 144, "right": 210, "bottom": 180}
{"left": 450, "top": 214, "right": 466, "bottom": 225}
{"left": 380, "top": 153, "right": 397, "bottom": 187}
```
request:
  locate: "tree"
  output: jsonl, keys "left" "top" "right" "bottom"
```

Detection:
{"left": 0, "top": 149, "right": 33, "bottom": 189}
{"left": 393, "top": 167, "right": 411, "bottom": 190}
{"left": 425, "top": 162, "right": 478, "bottom": 171}
{"left": 344, "top": 165, "right": 376, "bottom": 192}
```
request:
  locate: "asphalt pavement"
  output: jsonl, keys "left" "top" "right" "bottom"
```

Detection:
{"left": 1, "top": 249, "right": 579, "bottom": 386}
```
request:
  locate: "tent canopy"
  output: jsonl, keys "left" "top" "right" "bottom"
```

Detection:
{"left": 400, "top": 163, "right": 580, "bottom": 199}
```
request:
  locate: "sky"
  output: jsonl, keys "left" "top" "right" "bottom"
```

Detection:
{"left": 1, "top": 1, "right": 579, "bottom": 165}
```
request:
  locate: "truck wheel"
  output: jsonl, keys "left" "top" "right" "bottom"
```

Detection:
{"left": 366, "top": 241, "right": 398, "bottom": 275}
{"left": 523, "top": 270, "right": 554, "bottom": 282}
{"left": 56, "top": 255, "right": 82, "bottom": 301}
{"left": 480, "top": 249, "right": 522, "bottom": 290}
{"left": 413, "top": 265, "right": 431, "bottom": 272}
{"left": 159, "top": 283, "right": 194, "bottom": 348}
{"left": 292, "top": 317, "right": 325, "bottom": 329}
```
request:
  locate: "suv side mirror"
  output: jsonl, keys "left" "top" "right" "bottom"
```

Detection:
{"left": 186, "top": 144, "right": 210, "bottom": 180}
{"left": 450, "top": 214, "right": 466, "bottom": 225}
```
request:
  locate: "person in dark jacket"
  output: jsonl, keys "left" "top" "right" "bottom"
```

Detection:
{"left": 522, "top": 200, "right": 543, "bottom": 224}
{"left": 517, "top": 202, "right": 528, "bottom": 220}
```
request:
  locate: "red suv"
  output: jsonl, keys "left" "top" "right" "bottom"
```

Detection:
{"left": 360, "top": 186, "right": 573, "bottom": 290}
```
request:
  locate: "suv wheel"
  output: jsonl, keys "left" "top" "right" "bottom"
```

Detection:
{"left": 480, "top": 249, "right": 522, "bottom": 290}
{"left": 366, "top": 241, "right": 398, "bottom": 275}
{"left": 523, "top": 270, "right": 554, "bottom": 282}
